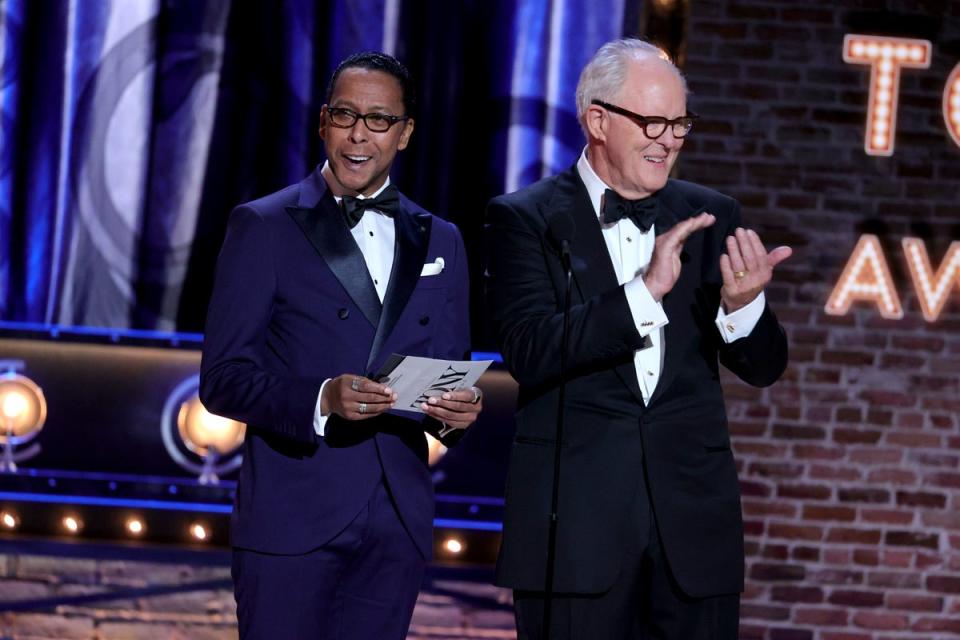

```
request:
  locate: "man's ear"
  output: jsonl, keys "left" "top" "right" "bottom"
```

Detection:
{"left": 583, "top": 105, "right": 607, "bottom": 143}
{"left": 319, "top": 105, "right": 329, "bottom": 141}
{"left": 397, "top": 118, "right": 415, "bottom": 151}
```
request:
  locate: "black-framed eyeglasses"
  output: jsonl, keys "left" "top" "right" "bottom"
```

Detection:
{"left": 326, "top": 107, "right": 409, "bottom": 133}
{"left": 591, "top": 99, "right": 698, "bottom": 139}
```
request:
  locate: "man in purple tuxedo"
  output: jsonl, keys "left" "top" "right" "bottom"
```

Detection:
{"left": 200, "top": 52, "right": 482, "bottom": 639}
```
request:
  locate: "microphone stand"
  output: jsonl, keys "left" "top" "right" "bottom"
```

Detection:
{"left": 543, "top": 240, "right": 572, "bottom": 639}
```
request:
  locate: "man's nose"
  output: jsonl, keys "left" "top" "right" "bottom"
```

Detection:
{"left": 348, "top": 119, "right": 368, "bottom": 143}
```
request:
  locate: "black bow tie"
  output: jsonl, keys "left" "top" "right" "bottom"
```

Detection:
{"left": 602, "top": 189, "right": 659, "bottom": 233}
{"left": 340, "top": 185, "right": 400, "bottom": 229}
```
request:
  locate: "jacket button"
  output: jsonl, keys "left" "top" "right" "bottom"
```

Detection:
{"left": 338, "top": 308, "right": 349, "bottom": 320}
{"left": 419, "top": 315, "right": 430, "bottom": 326}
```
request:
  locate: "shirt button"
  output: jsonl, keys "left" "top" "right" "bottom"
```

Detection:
{"left": 726, "top": 323, "right": 735, "bottom": 332}
{"left": 647, "top": 370, "right": 654, "bottom": 377}
{"left": 369, "top": 231, "right": 374, "bottom": 237}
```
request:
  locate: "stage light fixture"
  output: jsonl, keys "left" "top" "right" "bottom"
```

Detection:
{"left": 443, "top": 537, "right": 464, "bottom": 555}
{"left": 125, "top": 517, "right": 145, "bottom": 536}
{"left": 163, "top": 376, "right": 246, "bottom": 484}
{"left": 62, "top": 515, "right": 83, "bottom": 534}
{"left": 175, "top": 393, "right": 245, "bottom": 485}
{"left": 1, "top": 511, "right": 19, "bottom": 530}
{"left": 0, "top": 369, "right": 47, "bottom": 473}
{"left": 190, "top": 522, "right": 209, "bottom": 542}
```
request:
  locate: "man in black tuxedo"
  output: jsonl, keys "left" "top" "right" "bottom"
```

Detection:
{"left": 487, "top": 39, "right": 791, "bottom": 639}
{"left": 201, "top": 52, "right": 482, "bottom": 639}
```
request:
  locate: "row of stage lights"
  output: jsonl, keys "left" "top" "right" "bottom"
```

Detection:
{"left": 1, "top": 362, "right": 451, "bottom": 481}
{"left": 0, "top": 508, "right": 212, "bottom": 542}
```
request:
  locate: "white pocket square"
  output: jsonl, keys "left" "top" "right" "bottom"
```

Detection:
{"left": 420, "top": 257, "right": 445, "bottom": 276}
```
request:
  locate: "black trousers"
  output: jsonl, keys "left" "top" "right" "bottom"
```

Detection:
{"left": 514, "top": 499, "right": 740, "bottom": 640}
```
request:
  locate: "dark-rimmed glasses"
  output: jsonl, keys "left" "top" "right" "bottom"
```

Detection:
{"left": 591, "top": 99, "right": 698, "bottom": 139}
{"left": 326, "top": 107, "right": 409, "bottom": 133}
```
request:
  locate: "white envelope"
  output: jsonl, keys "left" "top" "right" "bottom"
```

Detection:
{"left": 420, "top": 257, "right": 445, "bottom": 276}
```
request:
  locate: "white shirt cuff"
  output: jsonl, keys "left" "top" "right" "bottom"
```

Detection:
{"left": 624, "top": 278, "right": 669, "bottom": 338}
{"left": 314, "top": 379, "right": 332, "bottom": 437}
{"left": 715, "top": 292, "right": 766, "bottom": 343}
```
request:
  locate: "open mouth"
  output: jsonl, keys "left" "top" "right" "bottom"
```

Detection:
{"left": 344, "top": 154, "right": 372, "bottom": 166}
{"left": 644, "top": 156, "right": 666, "bottom": 164}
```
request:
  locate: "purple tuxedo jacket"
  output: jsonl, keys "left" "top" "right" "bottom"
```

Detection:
{"left": 200, "top": 167, "right": 470, "bottom": 559}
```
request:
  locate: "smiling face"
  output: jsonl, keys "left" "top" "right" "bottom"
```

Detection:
{"left": 319, "top": 67, "right": 414, "bottom": 197}
{"left": 584, "top": 58, "right": 686, "bottom": 199}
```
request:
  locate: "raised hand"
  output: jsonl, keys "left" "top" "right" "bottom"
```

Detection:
{"left": 643, "top": 212, "right": 716, "bottom": 301}
{"left": 719, "top": 228, "right": 792, "bottom": 312}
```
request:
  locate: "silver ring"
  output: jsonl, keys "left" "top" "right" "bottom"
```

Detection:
{"left": 470, "top": 387, "right": 482, "bottom": 404}
{"left": 358, "top": 402, "right": 367, "bottom": 415}
{"left": 351, "top": 377, "right": 362, "bottom": 391}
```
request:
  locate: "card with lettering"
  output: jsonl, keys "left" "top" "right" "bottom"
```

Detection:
{"left": 374, "top": 354, "right": 493, "bottom": 414}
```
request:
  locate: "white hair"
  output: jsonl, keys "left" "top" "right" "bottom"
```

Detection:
{"left": 575, "top": 39, "right": 688, "bottom": 135}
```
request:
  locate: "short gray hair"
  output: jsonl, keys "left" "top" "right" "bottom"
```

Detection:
{"left": 575, "top": 39, "right": 687, "bottom": 133}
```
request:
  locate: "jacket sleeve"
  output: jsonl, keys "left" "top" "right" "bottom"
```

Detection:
{"left": 714, "top": 200, "right": 789, "bottom": 387}
{"left": 486, "top": 195, "right": 646, "bottom": 390}
{"left": 199, "top": 205, "right": 322, "bottom": 445}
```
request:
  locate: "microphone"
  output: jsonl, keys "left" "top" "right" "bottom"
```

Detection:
{"left": 542, "top": 211, "right": 575, "bottom": 639}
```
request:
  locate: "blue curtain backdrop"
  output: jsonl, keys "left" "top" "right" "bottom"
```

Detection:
{"left": 0, "top": 0, "right": 631, "bottom": 345}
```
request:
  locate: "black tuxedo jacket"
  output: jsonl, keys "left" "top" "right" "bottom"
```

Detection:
{"left": 486, "top": 166, "right": 787, "bottom": 597}
{"left": 200, "top": 168, "right": 470, "bottom": 560}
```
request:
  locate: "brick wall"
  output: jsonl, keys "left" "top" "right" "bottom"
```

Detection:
{"left": 679, "top": 1, "right": 960, "bottom": 638}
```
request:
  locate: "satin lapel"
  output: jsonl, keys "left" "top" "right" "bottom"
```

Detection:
{"left": 285, "top": 193, "right": 382, "bottom": 329}
{"left": 548, "top": 169, "right": 645, "bottom": 405}
{"left": 366, "top": 204, "right": 431, "bottom": 371}
{"left": 648, "top": 181, "right": 706, "bottom": 406}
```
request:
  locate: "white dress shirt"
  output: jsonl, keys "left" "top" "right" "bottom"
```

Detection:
{"left": 576, "top": 149, "right": 765, "bottom": 404}
{"left": 314, "top": 163, "right": 396, "bottom": 435}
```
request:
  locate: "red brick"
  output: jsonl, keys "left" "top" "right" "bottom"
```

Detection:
{"left": 792, "top": 445, "right": 843, "bottom": 460}
{"left": 867, "top": 571, "right": 922, "bottom": 589}
{"left": 896, "top": 490, "right": 947, "bottom": 508}
{"left": 810, "top": 569, "right": 863, "bottom": 586}
{"left": 749, "top": 563, "right": 805, "bottom": 581}
{"left": 885, "top": 530, "right": 939, "bottom": 549}
{"left": 911, "top": 617, "right": 960, "bottom": 633}
{"left": 857, "top": 390, "right": 917, "bottom": 408}
{"left": 739, "top": 480, "right": 772, "bottom": 497}
{"left": 777, "top": 484, "right": 831, "bottom": 500}
{"left": 926, "top": 574, "right": 960, "bottom": 593}
{"left": 740, "top": 603, "right": 791, "bottom": 621}
{"left": 802, "top": 505, "right": 855, "bottom": 522}
{"left": 825, "top": 528, "right": 881, "bottom": 544}
{"left": 810, "top": 464, "right": 861, "bottom": 481}
{"left": 794, "top": 607, "right": 847, "bottom": 626}
{"left": 761, "top": 545, "right": 789, "bottom": 560}
{"left": 770, "top": 585, "right": 823, "bottom": 603}
{"left": 833, "top": 428, "right": 881, "bottom": 444}
{"left": 861, "top": 509, "right": 914, "bottom": 526}
{"left": 849, "top": 448, "right": 902, "bottom": 464}
{"left": 837, "top": 488, "right": 889, "bottom": 504}
{"left": 821, "top": 350, "right": 874, "bottom": 366}
{"left": 769, "top": 628, "right": 813, "bottom": 640}
{"left": 886, "top": 431, "right": 942, "bottom": 447}
{"left": 768, "top": 523, "right": 822, "bottom": 542}
{"left": 915, "top": 552, "right": 944, "bottom": 569}
{"left": 881, "top": 550, "right": 914, "bottom": 568}
{"left": 920, "top": 510, "right": 960, "bottom": 529}
{"left": 747, "top": 462, "right": 803, "bottom": 479}
{"left": 867, "top": 469, "right": 916, "bottom": 484}
{"left": 772, "top": 424, "right": 826, "bottom": 440}
{"left": 828, "top": 590, "right": 883, "bottom": 607}
{"left": 820, "top": 633, "right": 871, "bottom": 640}
{"left": 743, "top": 500, "right": 796, "bottom": 517}
{"left": 887, "top": 593, "right": 944, "bottom": 612}
{"left": 792, "top": 546, "right": 819, "bottom": 562}
{"left": 852, "top": 610, "right": 908, "bottom": 630}
{"left": 852, "top": 549, "right": 878, "bottom": 566}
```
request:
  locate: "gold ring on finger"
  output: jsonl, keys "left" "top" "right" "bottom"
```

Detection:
{"left": 733, "top": 270, "right": 747, "bottom": 279}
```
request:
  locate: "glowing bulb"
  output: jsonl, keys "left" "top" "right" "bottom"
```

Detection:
{"left": 443, "top": 538, "right": 464, "bottom": 554}
{"left": 63, "top": 516, "right": 82, "bottom": 534}
{"left": 126, "top": 518, "right": 145, "bottom": 535}
{"left": 1, "top": 393, "right": 27, "bottom": 420}
{"left": 1, "top": 511, "right": 18, "bottom": 529}
{"left": 190, "top": 523, "right": 209, "bottom": 541}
